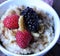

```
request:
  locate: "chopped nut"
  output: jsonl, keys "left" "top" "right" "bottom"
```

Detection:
{"left": 2, "top": 29, "right": 5, "bottom": 36}
{"left": 7, "top": 10, "right": 16, "bottom": 16}
{"left": 11, "top": 29, "right": 17, "bottom": 36}
{"left": 39, "top": 24, "right": 45, "bottom": 34}
{"left": 10, "top": 10, "right": 16, "bottom": 15}
{"left": 31, "top": 32, "right": 39, "bottom": 37}
{"left": 11, "top": 40, "right": 16, "bottom": 43}
{"left": 19, "top": 5, "right": 25, "bottom": 10}
{"left": 2, "top": 27, "right": 8, "bottom": 36}
{"left": 5, "top": 36, "right": 8, "bottom": 39}
{"left": 14, "top": 8, "right": 21, "bottom": 16}
{"left": 18, "top": 16, "right": 25, "bottom": 31}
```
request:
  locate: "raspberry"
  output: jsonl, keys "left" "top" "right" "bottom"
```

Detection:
{"left": 3, "top": 14, "right": 19, "bottom": 29}
{"left": 16, "top": 30, "right": 32, "bottom": 48}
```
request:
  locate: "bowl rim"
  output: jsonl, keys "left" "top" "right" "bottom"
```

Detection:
{"left": 0, "top": 0, "right": 60, "bottom": 56}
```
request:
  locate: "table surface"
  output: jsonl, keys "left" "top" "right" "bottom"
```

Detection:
{"left": 0, "top": 0, "right": 60, "bottom": 56}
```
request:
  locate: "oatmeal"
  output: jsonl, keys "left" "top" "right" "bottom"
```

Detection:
{"left": 0, "top": 6, "right": 54, "bottom": 54}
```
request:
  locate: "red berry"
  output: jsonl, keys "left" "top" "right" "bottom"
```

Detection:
{"left": 3, "top": 14, "right": 19, "bottom": 29}
{"left": 16, "top": 30, "right": 32, "bottom": 48}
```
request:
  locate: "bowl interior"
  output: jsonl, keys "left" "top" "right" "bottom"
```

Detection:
{"left": 0, "top": 0, "right": 60, "bottom": 56}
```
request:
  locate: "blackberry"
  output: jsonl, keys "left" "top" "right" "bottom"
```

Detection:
{"left": 21, "top": 7, "right": 39, "bottom": 32}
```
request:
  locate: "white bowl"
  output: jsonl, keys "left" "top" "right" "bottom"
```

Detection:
{"left": 0, "top": 0, "right": 60, "bottom": 56}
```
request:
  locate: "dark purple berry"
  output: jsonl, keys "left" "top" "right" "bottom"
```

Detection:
{"left": 21, "top": 7, "right": 39, "bottom": 32}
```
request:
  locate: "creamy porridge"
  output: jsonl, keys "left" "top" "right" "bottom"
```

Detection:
{"left": 0, "top": 6, "right": 54, "bottom": 54}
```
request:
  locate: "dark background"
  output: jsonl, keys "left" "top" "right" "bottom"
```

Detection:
{"left": 53, "top": 0, "right": 60, "bottom": 17}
